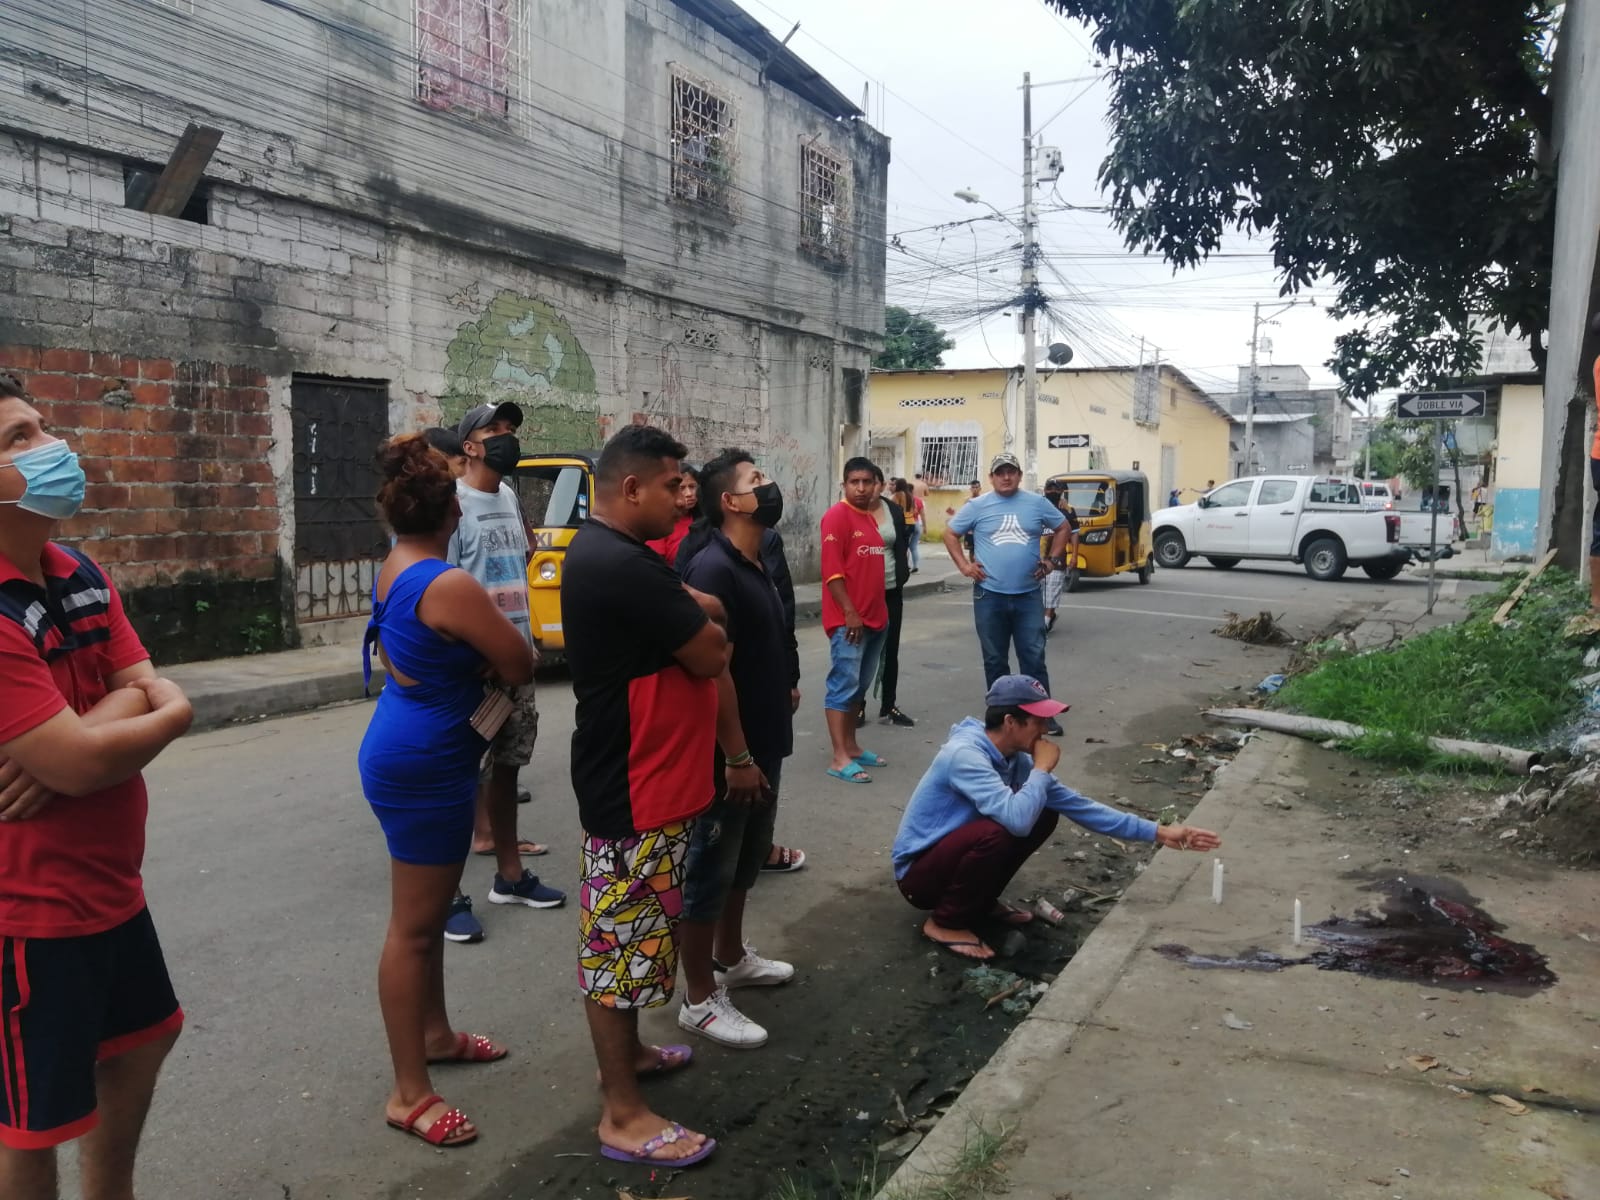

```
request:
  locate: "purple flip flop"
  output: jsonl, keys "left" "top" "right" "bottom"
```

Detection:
{"left": 643, "top": 1044, "right": 694, "bottom": 1076}
{"left": 600, "top": 1123, "right": 717, "bottom": 1167}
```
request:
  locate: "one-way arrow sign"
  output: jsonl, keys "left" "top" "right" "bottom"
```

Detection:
{"left": 1395, "top": 390, "right": 1486, "bottom": 420}
{"left": 1048, "top": 433, "right": 1091, "bottom": 449}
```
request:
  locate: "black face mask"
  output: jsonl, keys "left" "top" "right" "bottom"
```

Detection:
{"left": 733, "top": 481, "right": 784, "bottom": 528}
{"left": 478, "top": 432, "right": 522, "bottom": 476}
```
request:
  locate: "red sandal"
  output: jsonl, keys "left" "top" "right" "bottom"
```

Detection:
{"left": 428, "top": 1032, "right": 508, "bottom": 1064}
{"left": 387, "top": 1094, "right": 477, "bottom": 1147}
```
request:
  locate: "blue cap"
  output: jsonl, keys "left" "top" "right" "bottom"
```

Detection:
{"left": 984, "top": 674, "right": 1068, "bottom": 717}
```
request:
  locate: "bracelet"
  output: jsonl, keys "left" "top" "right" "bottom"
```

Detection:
{"left": 725, "top": 750, "right": 754, "bottom": 768}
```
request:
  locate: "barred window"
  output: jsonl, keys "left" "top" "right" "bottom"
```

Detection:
{"left": 416, "top": 0, "right": 520, "bottom": 118}
{"left": 799, "top": 141, "right": 851, "bottom": 259}
{"left": 671, "top": 71, "right": 737, "bottom": 211}
{"left": 917, "top": 433, "right": 980, "bottom": 489}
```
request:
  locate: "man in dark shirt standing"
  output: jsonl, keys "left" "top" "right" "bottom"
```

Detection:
{"left": 677, "top": 449, "right": 796, "bottom": 1049}
{"left": 561, "top": 426, "right": 729, "bottom": 1168}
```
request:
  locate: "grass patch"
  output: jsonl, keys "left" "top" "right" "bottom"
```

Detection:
{"left": 1274, "top": 570, "right": 1588, "bottom": 766}
{"left": 771, "top": 1121, "right": 1012, "bottom": 1200}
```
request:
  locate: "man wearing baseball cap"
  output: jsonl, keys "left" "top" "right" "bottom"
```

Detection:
{"left": 891, "top": 675, "right": 1219, "bottom": 960}
{"left": 449, "top": 401, "right": 565, "bottom": 918}
{"left": 942, "top": 454, "right": 1074, "bottom": 734}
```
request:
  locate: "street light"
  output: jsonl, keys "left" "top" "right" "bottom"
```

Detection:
{"left": 957, "top": 187, "right": 1042, "bottom": 488}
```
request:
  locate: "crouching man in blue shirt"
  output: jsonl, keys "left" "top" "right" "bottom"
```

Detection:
{"left": 892, "top": 675, "right": 1220, "bottom": 960}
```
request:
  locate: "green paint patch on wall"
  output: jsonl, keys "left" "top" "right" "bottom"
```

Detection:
{"left": 441, "top": 289, "right": 601, "bottom": 449}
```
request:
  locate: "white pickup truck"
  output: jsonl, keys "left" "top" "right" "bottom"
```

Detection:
{"left": 1152, "top": 476, "right": 1411, "bottom": 581}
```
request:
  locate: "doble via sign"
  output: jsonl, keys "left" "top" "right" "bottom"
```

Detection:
{"left": 1047, "top": 433, "right": 1091, "bottom": 449}
{"left": 1395, "top": 390, "right": 1486, "bottom": 420}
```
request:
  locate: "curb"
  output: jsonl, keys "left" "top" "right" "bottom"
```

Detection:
{"left": 875, "top": 732, "right": 1281, "bottom": 1198}
{"left": 182, "top": 575, "right": 955, "bottom": 732}
{"left": 185, "top": 668, "right": 383, "bottom": 732}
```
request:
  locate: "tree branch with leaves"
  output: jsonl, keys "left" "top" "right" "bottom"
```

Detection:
{"left": 1042, "top": 0, "right": 1557, "bottom": 398}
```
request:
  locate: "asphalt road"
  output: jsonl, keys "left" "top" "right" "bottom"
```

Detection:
{"left": 86, "top": 561, "right": 1492, "bottom": 1200}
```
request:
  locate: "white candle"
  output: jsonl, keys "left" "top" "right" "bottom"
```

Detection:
{"left": 1212, "top": 859, "right": 1224, "bottom": 904}
{"left": 1293, "top": 897, "right": 1303, "bottom": 945}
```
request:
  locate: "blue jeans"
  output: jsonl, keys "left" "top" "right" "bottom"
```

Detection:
{"left": 973, "top": 586, "right": 1049, "bottom": 693}
{"left": 824, "top": 626, "right": 887, "bottom": 712}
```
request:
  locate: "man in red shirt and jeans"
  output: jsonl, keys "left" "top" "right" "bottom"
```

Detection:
{"left": 820, "top": 457, "right": 890, "bottom": 783}
{"left": 0, "top": 375, "right": 194, "bottom": 1198}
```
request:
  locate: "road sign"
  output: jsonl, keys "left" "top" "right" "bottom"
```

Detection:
{"left": 1395, "top": 390, "right": 1486, "bottom": 420}
{"left": 1047, "top": 433, "right": 1091, "bottom": 449}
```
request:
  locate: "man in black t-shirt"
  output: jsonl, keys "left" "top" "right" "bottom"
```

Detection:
{"left": 561, "top": 425, "right": 729, "bottom": 1168}
{"left": 676, "top": 449, "right": 797, "bottom": 1050}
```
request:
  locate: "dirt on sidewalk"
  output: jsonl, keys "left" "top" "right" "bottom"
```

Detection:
{"left": 973, "top": 735, "right": 1600, "bottom": 1200}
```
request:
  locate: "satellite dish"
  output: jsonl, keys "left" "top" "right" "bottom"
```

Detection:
{"left": 1047, "top": 342, "right": 1074, "bottom": 366}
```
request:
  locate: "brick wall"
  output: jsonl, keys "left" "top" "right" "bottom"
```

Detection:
{"left": 0, "top": 344, "right": 286, "bottom": 662}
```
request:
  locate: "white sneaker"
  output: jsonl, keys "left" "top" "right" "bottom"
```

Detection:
{"left": 715, "top": 942, "right": 795, "bottom": 989}
{"left": 677, "top": 986, "right": 768, "bottom": 1048}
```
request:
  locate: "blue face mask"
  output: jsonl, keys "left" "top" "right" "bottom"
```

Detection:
{"left": 0, "top": 439, "right": 88, "bottom": 519}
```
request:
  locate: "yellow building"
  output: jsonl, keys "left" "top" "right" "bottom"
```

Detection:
{"left": 867, "top": 365, "right": 1231, "bottom": 534}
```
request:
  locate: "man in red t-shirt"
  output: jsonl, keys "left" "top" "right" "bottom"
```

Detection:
{"left": 0, "top": 376, "right": 194, "bottom": 1194}
{"left": 820, "top": 457, "right": 890, "bottom": 783}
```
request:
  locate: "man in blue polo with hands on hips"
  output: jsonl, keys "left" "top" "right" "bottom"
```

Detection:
{"left": 943, "top": 453, "right": 1073, "bottom": 735}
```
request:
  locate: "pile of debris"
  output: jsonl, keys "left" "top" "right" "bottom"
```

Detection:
{"left": 1215, "top": 609, "right": 1297, "bottom": 646}
{"left": 1474, "top": 758, "right": 1600, "bottom": 866}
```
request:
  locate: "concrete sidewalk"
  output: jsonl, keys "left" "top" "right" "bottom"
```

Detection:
{"left": 164, "top": 561, "right": 962, "bottom": 729}
{"left": 882, "top": 732, "right": 1600, "bottom": 1200}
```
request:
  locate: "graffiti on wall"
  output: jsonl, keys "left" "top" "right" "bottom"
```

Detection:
{"left": 442, "top": 289, "right": 601, "bottom": 451}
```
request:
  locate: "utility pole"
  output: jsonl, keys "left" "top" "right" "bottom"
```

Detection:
{"left": 1363, "top": 397, "right": 1373, "bottom": 480}
{"left": 1020, "top": 70, "right": 1039, "bottom": 492}
{"left": 1244, "top": 300, "right": 1260, "bottom": 477}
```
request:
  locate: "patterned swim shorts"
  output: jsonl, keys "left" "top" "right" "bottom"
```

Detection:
{"left": 577, "top": 821, "right": 693, "bottom": 1009}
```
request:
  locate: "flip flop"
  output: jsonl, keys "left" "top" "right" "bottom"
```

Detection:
{"left": 473, "top": 839, "right": 549, "bottom": 857}
{"left": 992, "top": 903, "right": 1035, "bottom": 927}
{"left": 922, "top": 932, "right": 994, "bottom": 961}
{"left": 386, "top": 1094, "right": 477, "bottom": 1147}
{"left": 599, "top": 1123, "right": 718, "bottom": 1167}
{"left": 639, "top": 1044, "right": 694, "bottom": 1076}
{"left": 826, "top": 762, "right": 873, "bottom": 784}
{"left": 427, "top": 1032, "right": 508, "bottom": 1064}
{"left": 853, "top": 750, "right": 888, "bottom": 767}
{"left": 760, "top": 845, "right": 807, "bottom": 873}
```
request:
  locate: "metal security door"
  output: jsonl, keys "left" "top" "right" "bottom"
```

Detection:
{"left": 291, "top": 376, "right": 389, "bottom": 622}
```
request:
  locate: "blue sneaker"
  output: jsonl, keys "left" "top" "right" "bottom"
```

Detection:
{"left": 489, "top": 870, "right": 565, "bottom": 909}
{"left": 443, "top": 894, "right": 484, "bottom": 943}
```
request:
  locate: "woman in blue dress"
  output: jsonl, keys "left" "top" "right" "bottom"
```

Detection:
{"left": 358, "top": 434, "right": 536, "bottom": 1147}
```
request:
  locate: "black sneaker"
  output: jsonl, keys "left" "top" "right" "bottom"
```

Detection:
{"left": 1045, "top": 719, "right": 1065, "bottom": 737}
{"left": 854, "top": 702, "right": 867, "bottom": 729}
{"left": 879, "top": 708, "right": 916, "bottom": 728}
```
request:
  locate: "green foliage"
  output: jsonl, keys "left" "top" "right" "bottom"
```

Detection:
{"left": 1355, "top": 422, "right": 1405, "bottom": 481}
{"left": 876, "top": 306, "right": 955, "bottom": 370}
{"left": 1275, "top": 571, "right": 1587, "bottom": 765}
{"left": 1041, "top": 0, "right": 1557, "bottom": 398}
{"left": 241, "top": 612, "right": 280, "bottom": 656}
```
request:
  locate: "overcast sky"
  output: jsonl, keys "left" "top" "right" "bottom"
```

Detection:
{"left": 746, "top": 0, "right": 1349, "bottom": 396}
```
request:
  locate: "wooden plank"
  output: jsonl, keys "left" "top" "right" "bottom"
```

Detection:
{"left": 142, "top": 123, "right": 222, "bottom": 218}
{"left": 1491, "top": 547, "right": 1557, "bottom": 626}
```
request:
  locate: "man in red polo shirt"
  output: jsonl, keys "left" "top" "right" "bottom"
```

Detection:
{"left": 0, "top": 375, "right": 194, "bottom": 1197}
{"left": 820, "top": 457, "right": 890, "bottom": 784}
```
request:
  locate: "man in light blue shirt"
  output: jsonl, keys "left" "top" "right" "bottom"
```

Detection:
{"left": 893, "top": 675, "right": 1220, "bottom": 959}
{"left": 943, "top": 453, "right": 1074, "bottom": 732}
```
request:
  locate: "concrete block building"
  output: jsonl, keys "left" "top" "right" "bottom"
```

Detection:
{"left": 0, "top": 0, "right": 887, "bottom": 659}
